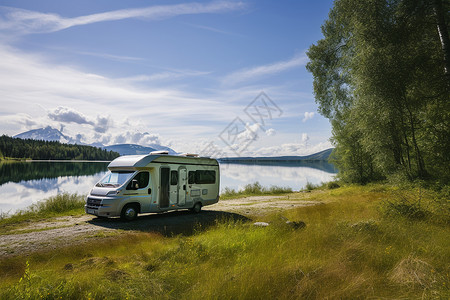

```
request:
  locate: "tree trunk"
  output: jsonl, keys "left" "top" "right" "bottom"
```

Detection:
{"left": 433, "top": 0, "right": 450, "bottom": 80}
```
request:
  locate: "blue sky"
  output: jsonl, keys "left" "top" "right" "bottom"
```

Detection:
{"left": 0, "top": 0, "right": 334, "bottom": 156}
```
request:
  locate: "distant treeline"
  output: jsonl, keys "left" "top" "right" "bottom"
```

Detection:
{"left": 0, "top": 135, "right": 119, "bottom": 161}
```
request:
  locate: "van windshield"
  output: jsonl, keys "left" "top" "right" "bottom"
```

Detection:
{"left": 96, "top": 171, "right": 135, "bottom": 188}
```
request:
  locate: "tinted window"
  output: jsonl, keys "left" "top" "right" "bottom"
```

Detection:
{"left": 170, "top": 170, "right": 178, "bottom": 185}
{"left": 188, "top": 171, "right": 195, "bottom": 184}
{"left": 195, "top": 170, "right": 216, "bottom": 184}
{"left": 126, "top": 172, "right": 149, "bottom": 190}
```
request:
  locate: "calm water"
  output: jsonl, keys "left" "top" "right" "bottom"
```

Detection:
{"left": 0, "top": 161, "right": 337, "bottom": 214}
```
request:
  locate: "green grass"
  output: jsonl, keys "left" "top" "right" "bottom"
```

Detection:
{"left": 0, "top": 192, "right": 86, "bottom": 229}
{"left": 221, "top": 181, "right": 293, "bottom": 199}
{"left": 0, "top": 184, "right": 449, "bottom": 299}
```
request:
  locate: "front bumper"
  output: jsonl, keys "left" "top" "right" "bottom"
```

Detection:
{"left": 85, "top": 195, "right": 121, "bottom": 217}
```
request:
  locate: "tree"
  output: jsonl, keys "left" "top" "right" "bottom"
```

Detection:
{"left": 307, "top": 0, "right": 450, "bottom": 183}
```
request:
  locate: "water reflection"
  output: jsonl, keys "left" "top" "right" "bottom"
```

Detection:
{"left": 0, "top": 161, "right": 337, "bottom": 215}
{"left": 0, "top": 161, "right": 109, "bottom": 185}
{"left": 219, "top": 162, "right": 337, "bottom": 192}
{"left": 0, "top": 162, "right": 108, "bottom": 214}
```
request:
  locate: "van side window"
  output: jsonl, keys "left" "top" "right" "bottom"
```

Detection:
{"left": 126, "top": 172, "right": 149, "bottom": 190}
{"left": 170, "top": 170, "right": 178, "bottom": 185}
{"left": 195, "top": 170, "right": 216, "bottom": 184}
{"left": 188, "top": 171, "right": 195, "bottom": 184}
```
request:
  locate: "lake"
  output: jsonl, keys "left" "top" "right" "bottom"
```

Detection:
{"left": 0, "top": 161, "right": 337, "bottom": 215}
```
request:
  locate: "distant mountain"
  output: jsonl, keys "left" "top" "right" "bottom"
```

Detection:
{"left": 103, "top": 144, "right": 177, "bottom": 156}
{"left": 218, "top": 148, "right": 334, "bottom": 163}
{"left": 14, "top": 126, "right": 75, "bottom": 144}
{"left": 103, "top": 144, "right": 156, "bottom": 155}
{"left": 102, "top": 144, "right": 177, "bottom": 155}
{"left": 13, "top": 127, "right": 178, "bottom": 156}
{"left": 148, "top": 144, "right": 177, "bottom": 154}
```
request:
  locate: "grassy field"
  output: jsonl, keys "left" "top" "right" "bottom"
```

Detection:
{"left": 0, "top": 183, "right": 448, "bottom": 299}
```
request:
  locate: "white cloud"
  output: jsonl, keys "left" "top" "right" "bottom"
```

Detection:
{"left": 0, "top": 113, "right": 41, "bottom": 134}
{"left": 47, "top": 106, "right": 114, "bottom": 134}
{"left": 0, "top": 1, "right": 246, "bottom": 35}
{"left": 302, "top": 111, "right": 315, "bottom": 122}
{"left": 183, "top": 22, "right": 244, "bottom": 37}
{"left": 301, "top": 133, "right": 309, "bottom": 143}
{"left": 0, "top": 45, "right": 239, "bottom": 136}
{"left": 251, "top": 141, "right": 332, "bottom": 157}
{"left": 76, "top": 50, "right": 145, "bottom": 62}
{"left": 120, "top": 69, "right": 211, "bottom": 83}
{"left": 111, "top": 131, "right": 161, "bottom": 146}
{"left": 94, "top": 115, "right": 113, "bottom": 134}
{"left": 223, "top": 53, "right": 308, "bottom": 85}
{"left": 265, "top": 128, "right": 276, "bottom": 136}
{"left": 48, "top": 107, "right": 93, "bottom": 126}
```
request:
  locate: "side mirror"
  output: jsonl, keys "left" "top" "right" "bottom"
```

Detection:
{"left": 132, "top": 179, "right": 139, "bottom": 190}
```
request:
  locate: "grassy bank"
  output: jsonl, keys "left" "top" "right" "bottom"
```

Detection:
{"left": 0, "top": 193, "right": 85, "bottom": 229}
{"left": 0, "top": 184, "right": 449, "bottom": 299}
{"left": 220, "top": 181, "right": 293, "bottom": 199}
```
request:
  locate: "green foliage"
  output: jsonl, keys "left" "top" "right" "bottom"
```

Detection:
{"left": 28, "top": 192, "right": 86, "bottom": 215}
{"left": 380, "top": 185, "right": 450, "bottom": 224}
{"left": 304, "top": 181, "right": 319, "bottom": 191}
{"left": 220, "top": 182, "right": 292, "bottom": 199}
{"left": 307, "top": 0, "right": 450, "bottom": 184}
{"left": 0, "top": 135, "right": 119, "bottom": 160}
{"left": 327, "top": 181, "right": 340, "bottom": 189}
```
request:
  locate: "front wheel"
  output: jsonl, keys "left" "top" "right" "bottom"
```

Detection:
{"left": 121, "top": 204, "right": 139, "bottom": 221}
{"left": 191, "top": 202, "right": 202, "bottom": 213}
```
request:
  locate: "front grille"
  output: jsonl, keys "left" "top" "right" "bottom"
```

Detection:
{"left": 86, "top": 197, "right": 102, "bottom": 208}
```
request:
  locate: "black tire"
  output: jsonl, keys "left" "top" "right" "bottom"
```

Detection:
{"left": 191, "top": 202, "right": 202, "bottom": 213}
{"left": 121, "top": 204, "right": 139, "bottom": 221}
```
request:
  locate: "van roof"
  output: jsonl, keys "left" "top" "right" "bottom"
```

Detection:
{"left": 108, "top": 153, "right": 218, "bottom": 169}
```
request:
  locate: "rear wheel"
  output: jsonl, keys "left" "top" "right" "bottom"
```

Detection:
{"left": 121, "top": 204, "right": 139, "bottom": 221}
{"left": 191, "top": 202, "right": 202, "bottom": 213}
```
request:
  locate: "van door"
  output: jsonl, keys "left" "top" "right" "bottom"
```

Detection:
{"left": 159, "top": 167, "right": 170, "bottom": 208}
{"left": 169, "top": 170, "right": 178, "bottom": 206}
{"left": 124, "top": 171, "right": 151, "bottom": 211}
{"left": 178, "top": 168, "right": 187, "bottom": 206}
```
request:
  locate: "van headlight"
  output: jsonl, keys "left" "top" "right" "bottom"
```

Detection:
{"left": 106, "top": 190, "right": 120, "bottom": 196}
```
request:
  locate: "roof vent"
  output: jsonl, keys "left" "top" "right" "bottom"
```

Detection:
{"left": 180, "top": 153, "right": 199, "bottom": 157}
{"left": 150, "top": 150, "right": 169, "bottom": 155}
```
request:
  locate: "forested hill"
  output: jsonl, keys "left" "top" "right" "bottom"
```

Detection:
{"left": 0, "top": 135, "right": 119, "bottom": 161}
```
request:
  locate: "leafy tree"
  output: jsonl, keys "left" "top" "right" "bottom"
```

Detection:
{"left": 307, "top": 0, "right": 450, "bottom": 183}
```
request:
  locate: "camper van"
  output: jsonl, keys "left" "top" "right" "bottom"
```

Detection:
{"left": 85, "top": 151, "right": 220, "bottom": 221}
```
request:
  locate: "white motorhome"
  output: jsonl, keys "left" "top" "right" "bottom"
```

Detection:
{"left": 85, "top": 151, "right": 220, "bottom": 221}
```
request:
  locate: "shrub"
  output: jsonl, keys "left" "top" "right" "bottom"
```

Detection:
{"left": 327, "top": 181, "right": 340, "bottom": 189}
{"left": 28, "top": 192, "right": 85, "bottom": 214}
{"left": 379, "top": 188, "right": 431, "bottom": 221}
{"left": 304, "top": 181, "right": 318, "bottom": 191}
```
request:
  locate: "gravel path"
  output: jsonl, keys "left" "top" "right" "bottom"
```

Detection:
{"left": 0, "top": 195, "right": 319, "bottom": 257}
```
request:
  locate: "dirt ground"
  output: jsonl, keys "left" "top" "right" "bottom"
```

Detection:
{"left": 0, "top": 194, "right": 320, "bottom": 257}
